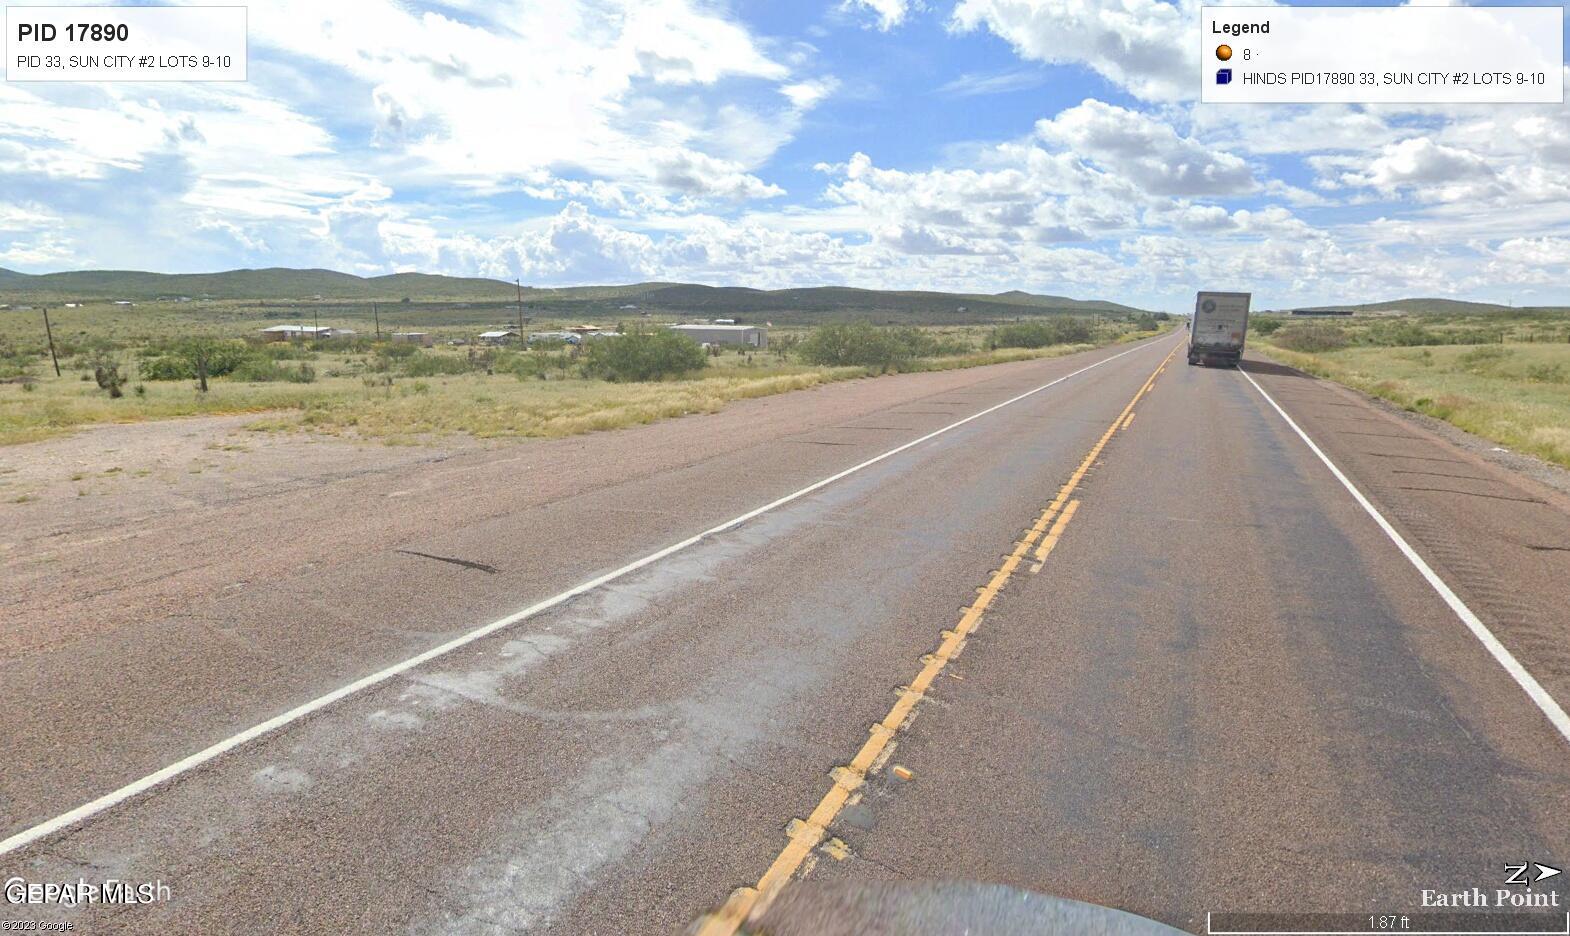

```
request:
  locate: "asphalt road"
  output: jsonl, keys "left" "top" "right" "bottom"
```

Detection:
{"left": 4, "top": 331, "right": 1568, "bottom": 935}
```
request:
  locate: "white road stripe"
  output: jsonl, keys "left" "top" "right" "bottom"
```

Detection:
{"left": 1240, "top": 368, "right": 1570, "bottom": 746}
{"left": 0, "top": 336, "right": 1176, "bottom": 859}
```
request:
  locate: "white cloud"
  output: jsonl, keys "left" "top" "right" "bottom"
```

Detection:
{"left": 649, "top": 148, "right": 786, "bottom": 201}
{"left": 781, "top": 78, "right": 839, "bottom": 110}
{"left": 950, "top": 0, "right": 1202, "bottom": 102}
{"left": 0, "top": 233, "right": 75, "bottom": 267}
{"left": 236, "top": 0, "right": 800, "bottom": 195}
{"left": 936, "top": 68, "right": 1048, "bottom": 98}
{"left": 1190, "top": 104, "right": 1402, "bottom": 156}
{"left": 1491, "top": 236, "right": 1570, "bottom": 268}
{"left": 845, "top": 0, "right": 913, "bottom": 31}
{"left": 1036, "top": 100, "right": 1256, "bottom": 197}
{"left": 0, "top": 202, "right": 60, "bottom": 232}
{"left": 1344, "top": 138, "right": 1495, "bottom": 193}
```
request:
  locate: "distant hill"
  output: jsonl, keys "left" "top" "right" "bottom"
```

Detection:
{"left": 1275, "top": 298, "right": 1513, "bottom": 315}
{"left": 0, "top": 267, "right": 519, "bottom": 301}
{"left": 585, "top": 283, "right": 1144, "bottom": 317}
{"left": 0, "top": 267, "right": 1148, "bottom": 322}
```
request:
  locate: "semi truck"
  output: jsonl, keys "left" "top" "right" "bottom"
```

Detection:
{"left": 1188, "top": 291, "right": 1250, "bottom": 367}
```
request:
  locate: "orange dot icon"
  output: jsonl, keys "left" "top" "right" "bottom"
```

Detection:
{"left": 1216, "top": 44, "right": 1232, "bottom": 61}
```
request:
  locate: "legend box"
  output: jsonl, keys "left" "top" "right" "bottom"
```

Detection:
{"left": 1201, "top": 6, "right": 1563, "bottom": 104}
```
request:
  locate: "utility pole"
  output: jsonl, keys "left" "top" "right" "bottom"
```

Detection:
{"left": 373, "top": 302, "right": 381, "bottom": 339}
{"left": 515, "top": 278, "right": 525, "bottom": 335}
{"left": 42, "top": 307, "right": 60, "bottom": 376}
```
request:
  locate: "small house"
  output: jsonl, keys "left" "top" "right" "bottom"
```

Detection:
{"left": 528, "top": 331, "right": 581, "bottom": 345}
{"left": 478, "top": 329, "right": 521, "bottom": 345}
{"left": 391, "top": 332, "right": 433, "bottom": 347}
{"left": 260, "top": 325, "right": 335, "bottom": 341}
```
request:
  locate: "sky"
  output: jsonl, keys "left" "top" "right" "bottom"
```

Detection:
{"left": 1, "top": 0, "right": 1567, "bottom": 312}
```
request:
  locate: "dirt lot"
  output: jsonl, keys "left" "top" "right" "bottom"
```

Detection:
{"left": 0, "top": 358, "right": 1093, "bottom": 663}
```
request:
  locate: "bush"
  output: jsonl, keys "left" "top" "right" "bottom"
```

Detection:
{"left": 399, "top": 352, "right": 474, "bottom": 377}
{"left": 138, "top": 340, "right": 253, "bottom": 381}
{"left": 88, "top": 350, "right": 125, "bottom": 398}
{"left": 257, "top": 341, "right": 315, "bottom": 361}
{"left": 228, "top": 357, "right": 317, "bottom": 383}
{"left": 378, "top": 342, "right": 421, "bottom": 359}
{"left": 1458, "top": 345, "right": 1509, "bottom": 373}
{"left": 990, "top": 318, "right": 1094, "bottom": 349}
{"left": 1271, "top": 324, "right": 1350, "bottom": 353}
{"left": 797, "top": 322, "right": 948, "bottom": 372}
{"left": 495, "top": 350, "right": 570, "bottom": 381}
{"left": 1525, "top": 363, "right": 1566, "bottom": 384}
{"left": 1251, "top": 317, "right": 1284, "bottom": 336}
{"left": 138, "top": 340, "right": 320, "bottom": 384}
{"left": 1366, "top": 321, "right": 1443, "bottom": 346}
{"left": 581, "top": 329, "right": 706, "bottom": 382}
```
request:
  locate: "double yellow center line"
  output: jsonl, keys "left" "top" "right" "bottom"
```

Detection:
{"left": 1028, "top": 343, "right": 1172, "bottom": 572}
{"left": 696, "top": 343, "right": 1179, "bottom": 936}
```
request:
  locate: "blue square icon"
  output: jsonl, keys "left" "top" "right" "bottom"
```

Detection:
{"left": 1215, "top": 68, "right": 1233, "bottom": 85}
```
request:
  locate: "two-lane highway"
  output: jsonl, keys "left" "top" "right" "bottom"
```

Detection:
{"left": 4, "top": 331, "right": 1567, "bottom": 934}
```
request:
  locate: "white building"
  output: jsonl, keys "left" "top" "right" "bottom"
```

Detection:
{"left": 260, "top": 325, "right": 335, "bottom": 341}
{"left": 668, "top": 324, "right": 768, "bottom": 349}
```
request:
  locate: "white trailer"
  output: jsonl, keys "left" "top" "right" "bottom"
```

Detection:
{"left": 1188, "top": 291, "right": 1250, "bottom": 367}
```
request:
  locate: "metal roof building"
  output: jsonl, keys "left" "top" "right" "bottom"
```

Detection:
{"left": 260, "top": 325, "right": 336, "bottom": 340}
{"left": 668, "top": 324, "right": 768, "bottom": 349}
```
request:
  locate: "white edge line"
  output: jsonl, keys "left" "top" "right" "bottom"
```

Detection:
{"left": 0, "top": 336, "right": 1175, "bottom": 859}
{"left": 1239, "top": 368, "right": 1570, "bottom": 747}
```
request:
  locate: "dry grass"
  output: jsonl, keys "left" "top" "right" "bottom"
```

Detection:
{"left": 244, "top": 369, "right": 862, "bottom": 441}
{"left": 1257, "top": 340, "right": 1570, "bottom": 469}
{"left": 1, "top": 325, "right": 1170, "bottom": 446}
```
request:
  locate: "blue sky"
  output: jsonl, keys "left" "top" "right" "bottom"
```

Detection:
{"left": 1, "top": 0, "right": 1567, "bottom": 311}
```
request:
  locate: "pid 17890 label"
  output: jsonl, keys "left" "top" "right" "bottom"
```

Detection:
{"left": 6, "top": 6, "right": 247, "bottom": 82}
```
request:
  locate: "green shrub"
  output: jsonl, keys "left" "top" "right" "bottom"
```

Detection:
{"left": 138, "top": 356, "right": 189, "bottom": 380}
{"left": 225, "top": 358, "right": 314, "bottom": 382}
{"left": 901, "top": 329, "right": 970, "bottom": 357}
{"left": 257, "top": 341, "right": 315, "bottom": 361}
{"left": 1251, "top": 317, "right": 1284, "bottom": 336}
{"left": 138, "top": 340, "right": 253, "bottom": 380}
{"left": 989, "top": 318, "right": 1094, "bottom": 349}
{"left": 1458, "top": 345, "right": 1509, "bottom": 372}
{"left": 87, "top": 350, "right": 125, "bottom": 398}
{"left": 138, "top": 340, "right": 319, "bottom": 384}
{"left": 496, "top": 350, "right": 570, "bottom": 381}
{"left": 1366, "top": 321, "right": 1443, "bottom": 346}
{"left": 797, "top": 322, "right": 948, "bottom": 371}
{"left": 1525, "top": 363, "right": 1566, "bottom": 384}
{"left": 1271, "top": 324, "right": 1350, "bottom": 353}
{"left": 378, "top": 342, "right": 421, "bottom": 359}
{"left": 581, "top": 329, "right": 707, "bottom": 382}
{"left": 400, "top": 352, "right": 475, "bottom": 377}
